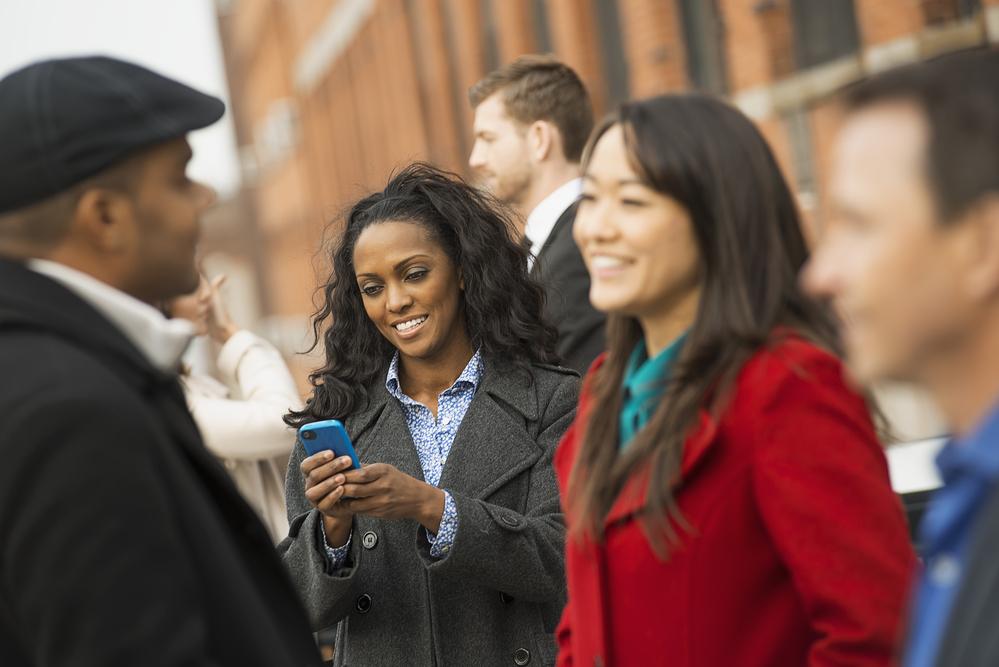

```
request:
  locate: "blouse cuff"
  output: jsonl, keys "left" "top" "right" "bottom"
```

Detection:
{"left": 426, "top": 490, "right": 458, "bottom": 558}
{"left": 319, "top": 518, "right": 351, "bottom": 570}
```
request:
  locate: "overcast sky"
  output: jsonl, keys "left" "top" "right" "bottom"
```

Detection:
{"left": 0, "top": 0, "right": 241, "bottom": 197}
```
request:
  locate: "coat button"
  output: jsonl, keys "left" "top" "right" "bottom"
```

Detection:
{"left": 500, "top": 592, "right": 514, "bottom": 604}
{"left": 355, "top": 594, "right": 372, "bottom": 614}
{"left": 362, "top": 531, "right": 378, "bottom": 549}
{"left": 500, "top": 514, "right": 520, "bottom": 528}
{"left": 513, "top": 647, "right": 530, "bottom": 665}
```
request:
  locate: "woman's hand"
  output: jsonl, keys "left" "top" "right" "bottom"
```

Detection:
{"left": 204, "top": 274, "right": 239, "bottom": 344}
{"left": 301, "top": 452, "right": 356, "bottom": 547}
{"left": 339, "top": 463, "right": 445, "bottom": 533}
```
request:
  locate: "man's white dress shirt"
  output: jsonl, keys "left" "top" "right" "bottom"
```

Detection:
{"left": 524, "top": 177, "right": 582, "bottom": 271}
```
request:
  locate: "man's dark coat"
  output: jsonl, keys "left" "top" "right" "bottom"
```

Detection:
{"left": 0, "top": 258, "right": 323, "bottom": 667}
{"left": 531, "top": 203, "right": 605, "bottom": 375}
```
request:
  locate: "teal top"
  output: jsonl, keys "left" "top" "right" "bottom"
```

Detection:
{"left": 619, "top": 332, "right": 687, "bottom": 449}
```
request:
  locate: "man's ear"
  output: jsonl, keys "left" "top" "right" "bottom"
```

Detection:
{"left": 527, "top": 120, "right": 556, "bottom": 163}
{"left": 71, "top": 187, "right": 135, "bottom": 253}
{"left": 958, "top": 194, "right": 999, "bottom": 303}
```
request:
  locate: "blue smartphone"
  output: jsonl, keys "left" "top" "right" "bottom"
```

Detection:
{"left": 297, "top": 419, "right": 361, "bottom": 470}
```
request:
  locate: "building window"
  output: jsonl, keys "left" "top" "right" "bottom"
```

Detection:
{"left": 593, "top": 0, "right": 630, "bottom": 108}
{"left": 679, "top": 0, "right": 728, "bottom": 95}
{"left": 790, "top": 0, "right": 861, "bottom": 70}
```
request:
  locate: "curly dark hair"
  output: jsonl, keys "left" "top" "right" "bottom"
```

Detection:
{"left": 285, "top": 162, "right": 560, "bottom": 427}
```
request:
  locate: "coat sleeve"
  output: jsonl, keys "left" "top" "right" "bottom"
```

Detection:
{"left": 277, "top": 437, "right": 362, "bottom": 630}
{"left": 413, "top": 373, "right": 578, "bottom": 603}
{"left": 750, "top": 354, "right": 915, "bottom": 667}
{"left": 185, "top": 330, "right": 303, "bottom": 461}
{"left": 0, "top": 391, "right": 222, "bottom": 667}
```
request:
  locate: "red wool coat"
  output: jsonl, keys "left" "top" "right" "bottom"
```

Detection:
{"left": 555, "top": 336, "right": 915, "bottom": 667}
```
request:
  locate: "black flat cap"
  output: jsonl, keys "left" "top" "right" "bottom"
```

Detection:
{"left": 0, "top": 55, "right": 225, "bottom": 214}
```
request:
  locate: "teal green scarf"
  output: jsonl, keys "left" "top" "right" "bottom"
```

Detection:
{"left": 619, "top": 332, "right": 687, "bottom": 449}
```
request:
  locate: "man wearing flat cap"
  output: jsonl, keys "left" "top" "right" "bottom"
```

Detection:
{"left": 0, "top": 56, "right": 323, "bottom": 666}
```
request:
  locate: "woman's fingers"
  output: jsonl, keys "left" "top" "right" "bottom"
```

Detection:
{"left": 302, "top": 454, "right": 356, "bottom": 488}
{"left": 300, "top": 451, "right": 334, "bottom": 474}
{"left": 342, "top": 462, "right": 389, "bottom": 484}
{"left": 340, "top": 496, "right": 379, "bottom": 515}
{"left": 304, "top": 476, "right": 353, "bottom": 513}
{"left": 315, "top": 485, "right": 346, "bottom": 514}
{"left": 339, "top": 481, "right": 379, "bottom": 499}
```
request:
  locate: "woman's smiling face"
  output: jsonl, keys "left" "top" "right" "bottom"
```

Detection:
{"left": 574, "top": 124, "right": 702, "bottom": 323}
{"left": 353, "top": 219, "right": 468, "bottom": 362}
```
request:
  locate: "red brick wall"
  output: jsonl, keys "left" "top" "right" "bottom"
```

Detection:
{"left": 546, "top": 0, "right": 608, "bottom": 115}
{"left": 855, "top": 0, "right": 924, "bottom": 45}
{"left": 617, "top": 0, "right": 688, "bottom": 97}
{"left": 219, "top": 0, "right": 988, "bottom": 330}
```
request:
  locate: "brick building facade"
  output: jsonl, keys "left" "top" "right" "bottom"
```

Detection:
{"left": 214, "top": 0, "right": 999, "bottom": 430}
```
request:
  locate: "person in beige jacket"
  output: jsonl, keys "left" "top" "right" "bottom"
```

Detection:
{"left": 168, "top": 274, "right": 302, "bottom": 542}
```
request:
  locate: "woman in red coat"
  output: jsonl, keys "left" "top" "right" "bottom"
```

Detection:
{"left": 556, "top": 94, "right": 915, "bottom": 667}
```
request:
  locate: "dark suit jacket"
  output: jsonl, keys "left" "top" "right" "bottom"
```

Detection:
{"left": 930, "top": 484, "right": 999, "bottom": 666}
{"left": 279, "top": 359, "right": 579, "bottom": 667}
{"left": 531, "top": 202, "right": 605, "bottom": 375}
{"left": 0, "top": 259, "right": 322, "bottom": 667}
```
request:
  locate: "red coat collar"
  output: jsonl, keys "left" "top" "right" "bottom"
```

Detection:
{"left": 603, "top": 408, "right": 719, "bottom": 527}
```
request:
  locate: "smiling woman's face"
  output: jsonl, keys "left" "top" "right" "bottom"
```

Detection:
{"left": 353, "top": 219, "right": 468, "bottom": 363}
{"left": 573, "top": 124, "right": 702, "bottom": 322}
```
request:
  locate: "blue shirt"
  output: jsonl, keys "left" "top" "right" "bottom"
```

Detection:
{"left": 324, "top": 349, "right": 482, "bottom": 567}
{"left": 904, "top": 402, "right": 999, "bottom": 667}
{"left": 620, "top": 333, "right": 686, "bottom": 448}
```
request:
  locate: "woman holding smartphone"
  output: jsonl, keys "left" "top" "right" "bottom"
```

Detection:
{"left": 555, "top": 95, "right": 915, "bottom": 666}
{"left": 280, "top": 163, "right": 578, "bottom": 666}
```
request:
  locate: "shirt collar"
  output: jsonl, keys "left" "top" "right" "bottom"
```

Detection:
{"left": 525, "top": 178, "right": 582, "bottom": 267}
{"left": 385, "top": 348, "right": 484, "bottom": 402}
{"left": 27, "top": 259, "right": 194, "bottom": 373}
{"left": 937, "top": 399, "right": 999, "bottom": 483}
{"left": 623, "top": 332, "right": 688, "bottom": 399}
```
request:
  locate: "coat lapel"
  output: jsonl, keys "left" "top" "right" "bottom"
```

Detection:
{"left": 604, "top": 409, "right": 719, "bottom": 527}
{"left": 346, "top": 383, "right": 426, "bottom": 482}
{"left": 530, "top": 202, "right": 577, "bottom": 279}
{"left": 0, "top": 260, "right": 270, "bottom": 538}
{"left": 439, "top": 361, "right": 542, "bottom": 499}
{"left": 152, "top": 379, "right": 272, "bottom": 532}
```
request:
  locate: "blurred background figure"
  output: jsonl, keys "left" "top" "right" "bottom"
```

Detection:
{"left": 468, "top": 55, "right": 605, "bottom": 374}
{"left": 556, "top": 92, "right": 913, "bottom": 667}
{"left": 166, "top": 273, "right": 302, "bottom": 543}
{"left": 804, "top": 47, "right": 999, "bottom": 667}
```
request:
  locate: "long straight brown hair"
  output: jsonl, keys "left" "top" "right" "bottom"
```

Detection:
{"left": 568, "top": 94, "right": 840, "bottom": 555}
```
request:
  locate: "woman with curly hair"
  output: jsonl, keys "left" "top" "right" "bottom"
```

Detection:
{"left": 280, "top": 163, "right": 579, "bottom": 666}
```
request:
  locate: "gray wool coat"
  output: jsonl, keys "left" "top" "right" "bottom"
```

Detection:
{"left": 279, "top": 359, "right": 579, "bottom": 667}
